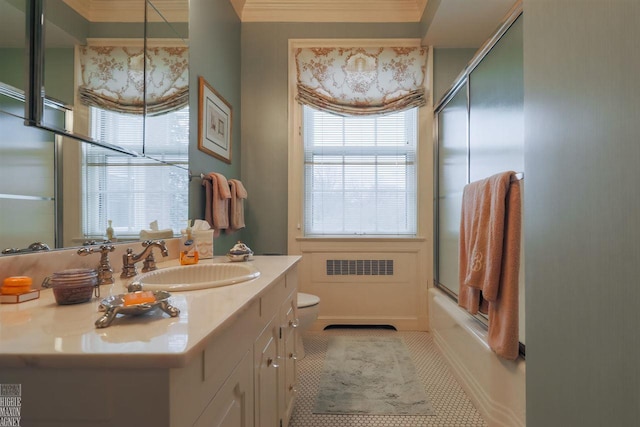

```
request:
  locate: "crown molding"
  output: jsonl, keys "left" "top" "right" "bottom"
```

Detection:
{"left": 64, "top": 0, "right": 425, "bottom": 23}
{"left": 229, "top": 0, "right": 247, "bottom": 22}
{"left": 62, "top": 0, "right": 188, "bottom": 23}
{"left": 416, "top": 0, "right": 428, "bottom": 16}
{"left": 234, "top": 0, "right": 427, "bottom": 23}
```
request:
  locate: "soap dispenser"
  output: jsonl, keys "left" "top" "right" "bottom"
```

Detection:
{"left": 179, "top": 220, "right": 199, "bottom": 265}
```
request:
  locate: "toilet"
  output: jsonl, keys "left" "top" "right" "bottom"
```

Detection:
{"left": 296, "top": 292, "right": 320, "bottom": 359}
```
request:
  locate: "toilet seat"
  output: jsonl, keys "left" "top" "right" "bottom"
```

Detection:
{"left": 297, "top": 292, "right": 320, "bottom": 308}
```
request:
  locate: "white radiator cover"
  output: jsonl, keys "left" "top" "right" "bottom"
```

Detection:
{"left": 295, "top": 240, "right": 429, "bottom": 331}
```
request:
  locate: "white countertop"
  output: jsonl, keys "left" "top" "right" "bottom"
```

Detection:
{"left": 0, "top": 256, "right": 300, "bottom": 369}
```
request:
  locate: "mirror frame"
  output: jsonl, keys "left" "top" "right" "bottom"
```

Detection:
{"left": 24, "top": 0, "right": 139, "bottom": 156}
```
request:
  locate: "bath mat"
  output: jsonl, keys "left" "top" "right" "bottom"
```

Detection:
{"left": 313, "top": 336, "right": 435, "bottom": 415}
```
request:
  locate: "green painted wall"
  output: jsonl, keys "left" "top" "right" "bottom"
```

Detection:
{"left": 43, "top": 48, "right": 75, "bottom": 105}
{"left": 0, "top": 48, "right": 74, "bottom": 110}
{"left": 0, "top": 49, "right": 26, "bottom": 95}
{"left": 432, "top": 48, "right": 476, "bottom": 106}
{"left": 88, "top": 22, "right": 187, "bottom": 40}
{"left": 240, "top": 22, "right": 421, "bottom": 255}
{"left": 524, "top": 0, "right": 640, "bottom": 425}
{"left": 420, "top": 0, "right": 441, "bottom": 39}
{"left": 188, "top": 0, "right": 244, "bottom": 254}
{"left": 47, "top": 0, "right": 89, "bottom": 42}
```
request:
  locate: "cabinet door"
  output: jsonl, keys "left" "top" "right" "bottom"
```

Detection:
{"left": 280, "top": 292, "right": 298, "bottom": 427}
{"left": 195, "top": 350, "right": 253, "bottom": 427}
{"left": 254, "top": 317, "right": 280, "bottom": 427}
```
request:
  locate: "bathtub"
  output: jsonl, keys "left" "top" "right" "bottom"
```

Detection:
{"left": 429, "top": 288, "right": 526, "bottom": 426}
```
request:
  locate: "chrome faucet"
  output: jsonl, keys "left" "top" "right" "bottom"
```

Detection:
{"left": 121, "top": 240, "right": 169, "bottom": 278}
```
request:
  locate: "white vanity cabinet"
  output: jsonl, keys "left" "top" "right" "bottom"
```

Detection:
{"left": 183, "top": 267, "right": 299, "bottom": 427}
{"left": 0, "top": 256, "right": 300, "bottom": 427}
{"left": 195, "top": 349, "right": 254, "bottom": 427}
{"left": 280, "top": 290, "right": 298, "bottom": 426}
{"left": 252, "top": 270, "right": 298, "bottom": 427}
{"left": 254, "top": 315, "right": 282, "bottom": 427}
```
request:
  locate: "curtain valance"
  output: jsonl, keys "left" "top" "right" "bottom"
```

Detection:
{"left": 295, "top": 46, "right": 427, "bottom": 116}
{"left": 78, "top": 46, "right": 188, "bottom": 116}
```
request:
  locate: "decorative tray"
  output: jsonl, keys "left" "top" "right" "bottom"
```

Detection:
{"left": 95, "top": 290, "right": 180, "bottom": 328}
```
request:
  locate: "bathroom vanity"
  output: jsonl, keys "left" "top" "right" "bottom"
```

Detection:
{"left": 0, "top": 256, "right": 300, "bottom": 427}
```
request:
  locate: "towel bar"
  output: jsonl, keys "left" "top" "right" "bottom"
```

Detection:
{"left": 188, "top": 171, "right": 206, "bottom": 182}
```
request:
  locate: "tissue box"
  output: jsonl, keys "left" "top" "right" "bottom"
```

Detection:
{"left": 193, "top": 230, "right": 214, "bottom": 259}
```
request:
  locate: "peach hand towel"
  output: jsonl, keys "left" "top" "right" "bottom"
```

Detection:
{"left": 458, "top": 171, "right": 521, "bottom": 360}
{"left": 227, "top": 179, "right": 247, "bottom": 232}
{"left": 202, "top": 172, "right": 231, "bottom": 237}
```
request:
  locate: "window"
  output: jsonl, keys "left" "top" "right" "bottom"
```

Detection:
{"left": 83, "top": 107, "right": 189, "bottom": 239}
{"left": 303, "top": 105, "right": 417, "bottom": 236}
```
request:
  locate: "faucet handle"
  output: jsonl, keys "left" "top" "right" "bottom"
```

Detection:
{"left": 78, "top": 244, "right": 116, "bottom": 285}
{"left": 142, "top": 252, "right": 157, "bottom": 272}
{"left": 97, "top": 245, "right": 116, "bottom": 285}
{"left": 121, "top": 248, "right": 137, "bottom": 279}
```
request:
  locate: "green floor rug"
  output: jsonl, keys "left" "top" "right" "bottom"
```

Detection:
{"left": 313, "top": 335, "right": 436, "bottom": 415}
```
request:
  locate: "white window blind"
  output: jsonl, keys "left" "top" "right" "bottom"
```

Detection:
{"left": 303, "top": 105, "right": 417, "bottom": 236}
{"left": 83, "top": 107, "right": 189, "bottom": 239}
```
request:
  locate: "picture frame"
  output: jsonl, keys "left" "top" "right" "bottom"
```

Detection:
{"left": 198, "top": 76, "right": 232, "bottom": 163}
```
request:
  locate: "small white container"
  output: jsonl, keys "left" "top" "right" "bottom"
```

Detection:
{"left": 226, "top": 241, "right": 253, "bottom": 262}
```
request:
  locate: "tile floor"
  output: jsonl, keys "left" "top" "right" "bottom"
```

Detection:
{"left": 290, "top": 328, "right": 487, "bottom": 427}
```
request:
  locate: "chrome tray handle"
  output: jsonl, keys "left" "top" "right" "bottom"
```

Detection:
{"left": 95, "top": 290, "right": 180, "bottom": 328}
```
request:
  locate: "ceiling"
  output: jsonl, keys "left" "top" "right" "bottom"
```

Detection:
{"left": 422, "top": 0, "right": 517, "bottom": 47}
{"left": 230, "top": 0, "right": 428, "bottom": 23}
{"left": 62, "top": 0, "right": 188, "bottom": 22}
{"left": 0, "top": 0, "right": 516, "bottom": 49}
{"left": 231, "top": 0, "right": 517, "bottom": 48}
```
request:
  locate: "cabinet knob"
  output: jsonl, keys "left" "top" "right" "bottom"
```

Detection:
{"left": 289, "top": 319, "right": 299, "bottom": 328}
{"left": 289, "top": 384, "right": 297, "bottom": 393}
{"left": 267, "top": 357, "right": 279, "bottom": 368}
{"left": 289, "top": 352, "right": 298, "bottom": 360}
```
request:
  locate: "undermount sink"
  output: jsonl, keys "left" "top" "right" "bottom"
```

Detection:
{"left": 132, "top": 263, "right": 260, "bottom": 291}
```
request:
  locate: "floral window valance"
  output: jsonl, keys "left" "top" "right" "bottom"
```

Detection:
{"left": 295, "top": 46, "right": 427, "bottom": 116}
{"left": 78, "top": 46, "right": 188, "bottom": 116}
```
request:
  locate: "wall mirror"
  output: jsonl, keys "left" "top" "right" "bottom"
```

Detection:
{"left": 0, "top": 0, "right": 189, "bottom": 254}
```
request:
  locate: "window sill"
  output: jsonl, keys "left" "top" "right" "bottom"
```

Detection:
{"left": 295, "top": 236, "right": 426, "bottom": 243}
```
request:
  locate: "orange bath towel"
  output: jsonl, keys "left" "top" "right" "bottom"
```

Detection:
{"left": 227, "top": 179, "right": 247, "bottom": 233}
{"left": 458, "top": 171, "right": 521, "bottom": 360}
{"left": 202, "top": 172, "right": 231, "bottom": 237}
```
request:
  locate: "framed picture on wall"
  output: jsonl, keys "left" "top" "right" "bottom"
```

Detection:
{"left": 198, "top": 76, "right": 232, "bottom": 163}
